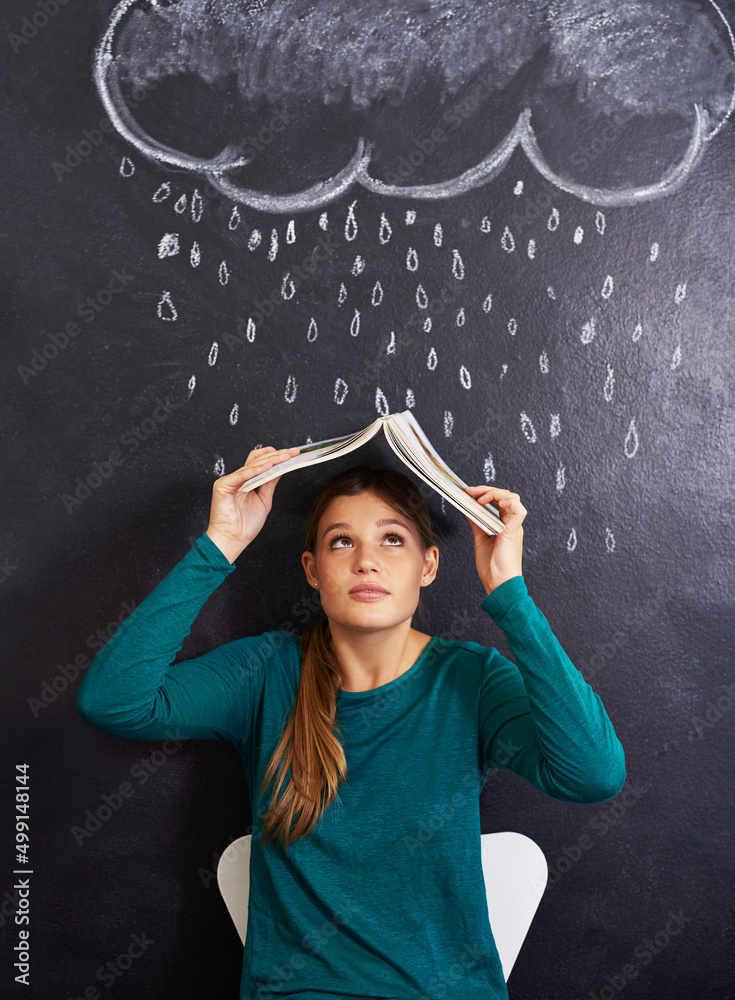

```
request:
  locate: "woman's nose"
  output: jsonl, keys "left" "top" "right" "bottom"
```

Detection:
{"left": 351, "top": 545, "right": 381, "bottom": 573}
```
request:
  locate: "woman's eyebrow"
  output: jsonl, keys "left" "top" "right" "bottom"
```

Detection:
{"left": 321, "top": 517, "right": 410, "bottom": 539}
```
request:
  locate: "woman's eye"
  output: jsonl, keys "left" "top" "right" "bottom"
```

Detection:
{"left": 330, "top": 536, "right": 352, "bottom": 548}
{"left": 384, "top": 534, "right": 405, "bottom": 546}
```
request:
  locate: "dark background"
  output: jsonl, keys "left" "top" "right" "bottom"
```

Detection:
{"left": 1, "top": 1, "right": 734, "bottom": 998}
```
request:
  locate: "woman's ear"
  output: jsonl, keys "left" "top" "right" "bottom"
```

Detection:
{"left": 302, "top": 550, "right": 319, "bottom": 588}
{"left": 421, "top": 545, "right": 439, "bottom": 586}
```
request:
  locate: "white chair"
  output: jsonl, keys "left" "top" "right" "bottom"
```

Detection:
{"left": 217, "top": 831, "right": 548, "bottom": 982}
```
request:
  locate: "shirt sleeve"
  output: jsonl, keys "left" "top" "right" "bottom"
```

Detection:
{"left": 478, "top": 575, "right": 626, "bottom": 804}
{"left": 76, "top": 531, "right": 273, "bottom": 745}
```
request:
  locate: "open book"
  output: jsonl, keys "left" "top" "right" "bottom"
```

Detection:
{"left": 237, "top": 411, "right": 505, "bottom": 536}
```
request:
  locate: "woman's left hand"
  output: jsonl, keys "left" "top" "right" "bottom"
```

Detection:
{"left": 464, "top": 487, "right": 526, "bottom": 594}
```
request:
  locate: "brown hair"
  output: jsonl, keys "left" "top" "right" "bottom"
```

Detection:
{"left": 258, "top": 465, "right": 436, "bottom": 854}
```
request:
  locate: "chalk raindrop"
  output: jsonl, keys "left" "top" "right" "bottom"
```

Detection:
{"left": 158, "top": 233, "right": 179, "bottom": 258}
{"left": 157, "top": 291, "right": 177, "bottom": 321}
{"left": 520, "top": 411, "right": 537, "bottom": 444}
{"left": 624, "top": 418, "right": 640, "bottom": 458}
{"left": 379, "top": 212, "right": 392, "bottom": 244}
{"left": 268, "top": 228, "right": 278, "bottom": 261}
{"left": 502, "top": 227, "right": 515, "bottom": 253}
{"left": 190, "top": 189, "right": 203, "bottom": 222}
{"left": 604, "top": 365, "right": 615, "bottom": 402}
{"left": 375, "top": 387, "right": 389, "bottom": 416}
{"left": 345, "top": 200, "right": 358, "bottom": 241}
{"left": 285, "top": 375, "right": 297, "bottom": 404}
{"left": 556, "top": 463, "right": 566, "bottom": 494}
{"left": 334, "top": 378, "right": 348, "bottom": 404}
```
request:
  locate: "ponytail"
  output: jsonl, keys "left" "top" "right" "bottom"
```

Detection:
{"left": 258, "top": 617, "right": 347, "bottom": 855}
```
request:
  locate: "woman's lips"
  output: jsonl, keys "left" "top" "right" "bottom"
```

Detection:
{"left": 349, "top": 586, "right": 388, "bottom": 601}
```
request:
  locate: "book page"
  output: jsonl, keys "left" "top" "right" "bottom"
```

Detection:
{"left": 384, "top": 413, "right": 504, "bottom": 534}
{"left": 236, "top": 417, "right": 386, "bottom": 493}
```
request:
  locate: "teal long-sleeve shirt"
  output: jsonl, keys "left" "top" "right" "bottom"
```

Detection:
{"left": 76, "top": 531, "right": 626, "bottom": 1000}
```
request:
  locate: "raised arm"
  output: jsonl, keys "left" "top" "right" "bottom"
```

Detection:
{"left": 76, "top": 445, "right": 300, "bottom": 743}
{"left": 465, "top": 486, "right": 626, "bottom": 804}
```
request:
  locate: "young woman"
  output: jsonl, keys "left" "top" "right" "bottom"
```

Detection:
{"left": 77, "top": 445, "right": 626, "bottom": 1000}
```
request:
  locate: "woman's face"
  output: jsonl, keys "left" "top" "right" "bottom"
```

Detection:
{"left": 301, "top": 490, "right": 439, "bottom": 634}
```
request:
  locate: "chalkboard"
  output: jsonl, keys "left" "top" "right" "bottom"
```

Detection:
{"left": 2, "top": 2, "right": 734, "bottom": 998}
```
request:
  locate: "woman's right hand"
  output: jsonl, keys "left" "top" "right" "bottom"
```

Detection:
{"left": 205, "top": 446, "right": 300, "bottom": 563}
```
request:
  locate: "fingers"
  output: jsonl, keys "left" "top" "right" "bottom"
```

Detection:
{"left": 466, "top": 486, "right": 527, "bottom": 530}
{"left": 215, "top": 447, "right": 300, "bottom": 487}
{"left": 245, "top": 446, "right": 300, "bottom": 467}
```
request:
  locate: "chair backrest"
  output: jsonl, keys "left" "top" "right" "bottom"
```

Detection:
{"left": 217, "top": 831, "right": 547, "bottom": 982}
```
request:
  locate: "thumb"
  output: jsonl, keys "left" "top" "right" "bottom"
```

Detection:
{"left": 467, "top": 517, "right": 493, "bottom": 549}
{"left": 253, "top": 474, "right": 281, "bottom": 512}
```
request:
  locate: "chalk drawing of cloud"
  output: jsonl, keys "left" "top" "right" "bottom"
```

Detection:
{"left": 95, "top": 0, "right": 735, "bottom": 212}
